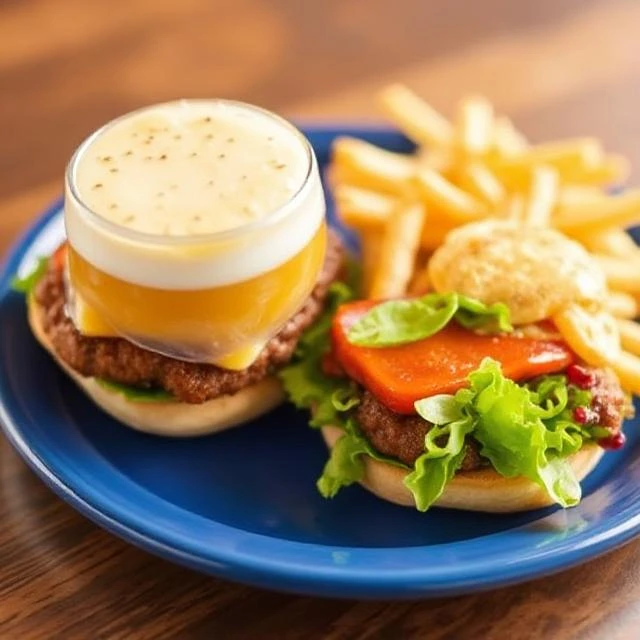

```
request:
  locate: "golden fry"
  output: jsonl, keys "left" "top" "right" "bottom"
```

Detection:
{"left": 416, "top": 147, "right": 453, "bottom": 176}
{"left": 360, "top": 229, "right": 384, "bottom": 298}
{"left": 488, "top": 138, "right": 606, "bottom": 189}
{"left": 419, "top": 217, "right": 457, "bottom": 250}
{"left": 408, "top": 265, "right": 431, "bottom": 295}
{"left": 332, "top": 136, "right": 415, "bottom": 194}
{"left": 492, "top": 116, "right": 528, "bottom": 156}
{"left": 370, "top": 201, "right": 426, "bottom": 299}
{"left": 554, "top": 189, "right": 640, "bottom": 233}
{"left": 413, "top": 168, "right": 487, "bottom": 223}
{"left": 456, "top": 162, "right": 505, "bottom": 207}
{"left": 505, "top": 194, "right": 526, "bottom": 222}
{"left": 553, "top": 304, "right": 621, "bottom": 366}
{"left": 456, "top": 95, "right": 494, "bottom": 156}
{"left": 611, "top": 350, "right": 640, "bottom": 394}
{"left": 378, "top": 84, "right": 453, "bottom": 147}
{"left": 523, "top": 137, "right": 603, "bottom": 170}
{"left": 606, "top": 291, "right": 638, "bottom": 319}
{"left": 578, "top": 228, "right": 640, "bottom": 259}
{"left": 617, "top": 319, "right": 640, "bottom": 355}
{"left": 523, "top": 166, "right": 558, "bottom": 227}
{"left": 333, "top": 185, "right": 396, "bottom": 229}
{"left": 594, "top": 255, "right": 640, "bottom": 293}
{"left": 567, "top": 154, "right": 630, "bottom": 186}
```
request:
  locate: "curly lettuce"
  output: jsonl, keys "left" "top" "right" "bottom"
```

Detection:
{"left": 411, "top": 359, "right": 604, "bottom": 509}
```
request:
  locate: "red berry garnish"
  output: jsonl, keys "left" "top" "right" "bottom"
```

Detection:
{"left": 599, "top": 432, "right": 626, "bottom": 450}
{"left": 566, "top": 364, "right": 595, "bottom": 390}
{"left": 573, "top": 406, "right": 588, "bottom": 424}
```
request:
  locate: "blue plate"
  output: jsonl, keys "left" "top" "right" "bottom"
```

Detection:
{"left": 2, "top": 125, "right": 640, "bottom": 600}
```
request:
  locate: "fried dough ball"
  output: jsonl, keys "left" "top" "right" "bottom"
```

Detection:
{"left": 428, "top": 220, "right": 607, "bottom": 325}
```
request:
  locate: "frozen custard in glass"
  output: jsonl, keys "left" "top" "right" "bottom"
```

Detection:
{"left": 64, "top": 100, "right": 327, "bottom": 370}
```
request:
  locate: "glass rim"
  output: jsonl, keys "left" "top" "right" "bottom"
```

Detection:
{"left": 65, "top": 98, "right": 316, "bottom": 246}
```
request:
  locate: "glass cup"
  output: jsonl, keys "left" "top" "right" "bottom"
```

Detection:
{"left": 63, "top": 100, "right": 327, "bottom": 369}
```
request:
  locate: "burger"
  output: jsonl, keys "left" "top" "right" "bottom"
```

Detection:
{"left": 15, "top": 99, "right": 343, "bottom": 436}
{"left": 281, "top": 221, "right": 634, "bottom": 512}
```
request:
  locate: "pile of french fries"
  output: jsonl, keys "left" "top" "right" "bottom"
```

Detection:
{"left": 331, "top": 84, "right": 640, "bottom": 393}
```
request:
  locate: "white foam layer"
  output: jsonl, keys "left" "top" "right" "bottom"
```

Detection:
{"left": 65, "top": 100, "right": 324, "bottom": 290}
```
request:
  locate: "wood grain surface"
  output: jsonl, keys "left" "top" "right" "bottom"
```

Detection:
{"left": 2, "top": 1, "right": 640, "bottom": 638}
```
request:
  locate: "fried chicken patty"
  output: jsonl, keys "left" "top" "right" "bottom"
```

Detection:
{"left": 356, "top": 367, "right": 628, "bottom": 470}
{"left": 34, "top": 231, "right": 344, "bottom": 404}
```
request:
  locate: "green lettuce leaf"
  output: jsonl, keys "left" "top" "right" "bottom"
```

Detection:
{"left": 316, "top": 416, "right": 407, "bottom": 498}
{"left": 316, "top": 421, "right": 368, "bottom": 498}
{"left": 416, "top": 359, "right": 586, "bottom": 509}
{"left": 12, "top": 257, "right": 49, "bottom": 294}
{"left": 405, "top": 416, "right": 475, "bottom": 510}
{"left": 347, "top": 292, "right": 512, "bottom": 347}
{"left": 278, "top": 281, "right": 356, "bottom": 430}
{"left": 94, "top": 378, "right": 175, "bottom": 403}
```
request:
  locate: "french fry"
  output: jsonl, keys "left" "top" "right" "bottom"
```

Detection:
{"left": 553, "top": 304, "right": 621, "bottom": 366}
{"left": 420, "top": 217, "right": 457, "bottom": 250}
{"left": 606, "top": 291, "right": 638, "bottom": 319}
{"left": 456, "top": 95, "right": 494, "bottom": 156}
{"left": 488, "top": 138, "right": 606, "bottom": 189}
{"left": 360, "top": 229, "right": 384, "bottom": 298}
{"left": 565, "top": 154, "right": 630, "bottom": 186}
{"left": 505, "top": 194, "right": 526, "bottom": 222}
{"left": 456, "top": 162, "right": 505, "bottom": 207}
{"left": 413, "top": 168, "right": 487, "bottom": 223}
{"left": 378, "top": 84, "right": 453, "bottom": 147}
{"left": 408, "top": 265, "right": 431, "bottom": 295}
{"left": 333, "top": 185, "right": 396, "bottom": 230}
{"left": 617, "top": 319, "right": 640, "bottom": 355}
{"left": 554, "top": 190, "right": 640, "bottom": 233}
{"left": 416, "top": 147, "right": 453, "bottom": 176}
{"left": 577, "top": 228, "right": 639, "bottom": 258}
{"left": 556, "top": 185, "right": 604, "bottom": 207}
{"left": 523, "top": 165, "right": 558, "bottom": 227}
{"left": 370, "top": 201, "right": 426, "bottom": 299}
{"left": 594, "top": 255, "right": 640, "bottom": 293}
{"left": 523, "top": 137, "right": 603, "bottom": 171}
{"left": 492, "top": 116, "right": 528, "bottom": 156}
{"left": 332, "top": 137, "right": 415, "bottom": 194}
{"left": 611, "top": 350, "right": 640, "bottom": 394}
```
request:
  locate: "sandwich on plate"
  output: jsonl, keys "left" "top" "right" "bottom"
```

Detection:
{"left": 15, "top": 99, "right": 342, "bottom": 436}
{"left": 281, "top": 221, "right": 636, "bottom": 512}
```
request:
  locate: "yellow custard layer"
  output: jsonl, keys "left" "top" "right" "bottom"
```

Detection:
{"left": 67, "top": 224, "right": 327, "bottom": 368}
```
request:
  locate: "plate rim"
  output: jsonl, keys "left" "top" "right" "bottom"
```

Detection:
{"left": 2, "top": 125, "right": 640, "bottom": 599}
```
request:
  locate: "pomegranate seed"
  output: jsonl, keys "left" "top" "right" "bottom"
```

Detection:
{"left": 573, "top": 407, "right": 588, "bottom": 424}
{"left": 573, "top": 406, "right": 599, "bottom": 425}
{"left": 599, "top": 432, "right": 627, "bottom": 450}
{"left": 566, "top": 364, "right": 595, "bottom": 389}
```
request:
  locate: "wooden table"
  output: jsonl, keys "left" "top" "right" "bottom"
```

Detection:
{"left": 2, "top": 1, "right": 640, "bottom": 637}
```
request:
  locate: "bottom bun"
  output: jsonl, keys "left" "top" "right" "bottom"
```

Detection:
{"left": 321, "top": 425, "right": 604, "bottom": 513}
{"left": 28, "top": 297, "right": 284, "bottom": 437}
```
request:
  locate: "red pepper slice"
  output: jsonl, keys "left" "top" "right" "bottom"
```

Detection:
{"left": 332, "top": 300, "right": 575, "bottom": 414}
